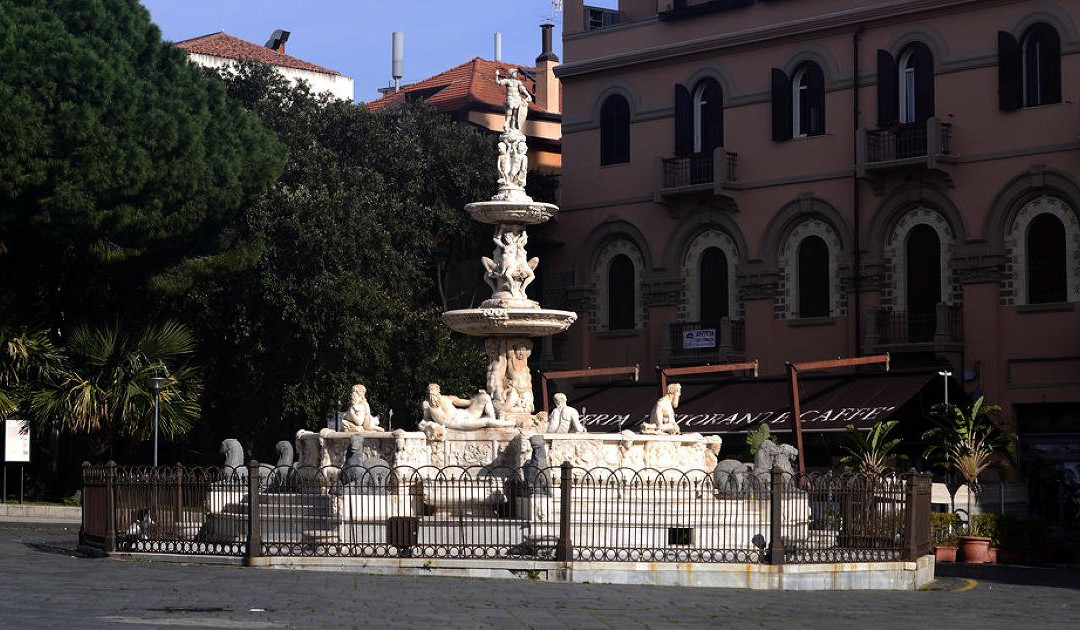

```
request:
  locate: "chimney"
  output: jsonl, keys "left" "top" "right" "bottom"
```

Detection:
{"left": 392, "top": 32, "right": 404, "bottom": 92}
{"left": 265, "top": 29, "right": 290, "bottom": 54}
{"left": 534, "top": 23, "right": 560, "bottom": 113}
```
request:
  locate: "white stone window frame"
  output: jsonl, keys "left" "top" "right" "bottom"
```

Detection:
{"left": 1007, "top": 195, "right": 1080, "bottom": 305}
{"left": 592, "top": 239, "right": 645, "bottom": 331}
{"left": 781, "top": 218, "right": 841, "bottom": 319}
{"left": 683, "top": 230, "right": 739, "bottom": 322}
{"left": 885, "top": 207, "right": 954, "bottom": 312}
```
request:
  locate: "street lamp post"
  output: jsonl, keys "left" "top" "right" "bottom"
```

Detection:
{"left": 148, "top": 377, "right": 167, "bottom": 467}
{"left": 937, "top": 370, "right": 952, "bottom": 408}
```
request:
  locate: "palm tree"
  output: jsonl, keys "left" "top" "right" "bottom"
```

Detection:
{"left": 840, "top": 420, "right": 904, "bottom": 476}
{"left": 30, "top": 321, "right": 202, "bottom": 459}
{"left": 0, "top": 325, "right": 63, "bottom": 418}
{"left": 922, "top": 396, "right": 1016, "bottom": 527}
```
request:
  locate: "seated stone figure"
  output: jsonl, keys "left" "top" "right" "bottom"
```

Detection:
{"left": 419, "top": 383, "right": 515, "bottom": 432}
{"left": 342, "top": 384, "right": 381, "bottom": 432}
{"left": 545, "top": 393, "right": 586, "bottom": 433}
{"left": 640, "top": 383, "right": 682, "bottom": 435}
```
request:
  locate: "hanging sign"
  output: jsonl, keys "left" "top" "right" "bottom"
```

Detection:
{"left": 682, "top": 328, "right": 716, "bottom": 349}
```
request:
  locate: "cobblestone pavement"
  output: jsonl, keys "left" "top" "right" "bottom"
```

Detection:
{"left": 1, "top": 522, "right": 1077, "bottom": 629}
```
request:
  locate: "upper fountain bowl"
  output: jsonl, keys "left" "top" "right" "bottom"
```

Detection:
{"left": 465, "top": 200, "right": 558, "bottom": 226}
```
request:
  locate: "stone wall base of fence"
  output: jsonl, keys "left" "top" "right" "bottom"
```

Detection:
{"left": 108, "top": 552, "right": 936, "bottom": 591}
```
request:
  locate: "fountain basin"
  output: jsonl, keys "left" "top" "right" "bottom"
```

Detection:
{"left": 465, "top": 200, "right": 558, "bottom": 225}
{"left": 441, "top": 308, "right": 577, "bottom": 337}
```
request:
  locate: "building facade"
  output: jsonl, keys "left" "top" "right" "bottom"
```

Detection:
{"left": 176, "top": 30, "right": 354, "bottom": 101}
{"left": 546, "top": 0, "right": 1080, "bottom": 474}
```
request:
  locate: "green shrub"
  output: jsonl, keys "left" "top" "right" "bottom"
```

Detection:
{"left": 931, "top": 512, "right": 961, "bottom": 545}
{"left": 971, "top": 513, "right": 999, "bottom": 543}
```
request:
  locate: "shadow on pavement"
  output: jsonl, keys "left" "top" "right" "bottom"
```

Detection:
{"left": 936, "top": 563, "right": 1080, "bottom": 590}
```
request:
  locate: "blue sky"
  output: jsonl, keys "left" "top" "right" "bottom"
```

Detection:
{"left": 140, "top": 1, "right": 564, "bottom": 102}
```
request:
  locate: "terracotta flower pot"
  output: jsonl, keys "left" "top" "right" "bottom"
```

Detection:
{"left": 986, "top": 547, "right": 998, "bottom": 563}
{"left": 934, "top": 545, "right": 957, "bottom": 563}
{"left": 958, "top": 535, "right": 992, "bottom": 563}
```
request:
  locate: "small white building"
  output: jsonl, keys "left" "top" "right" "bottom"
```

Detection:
{"left": 176, "top": 30, "right": 354, "bottom": 101}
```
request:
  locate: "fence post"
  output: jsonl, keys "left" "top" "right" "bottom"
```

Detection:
{"left": 174, "top": 463, "right": 184, "bottom": 536}
{"left": 904, "top": 469, "right": 919, "bottom": 561}
{"left": 246, "top": 459, "right": 261, "bottom": 563}
{"left": 556, "top": 461, "right": 573, "bottom": 562}
{"left": 104, "top": 461, "right": 117, "bottom": 553}
{"left": 769, "top": 465, "right": 784, "bottom": 564}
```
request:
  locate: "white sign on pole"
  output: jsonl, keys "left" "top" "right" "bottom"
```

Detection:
{"left": 682, "top": 328, "right": 716, "bottom": 349}
{"left": 4, "top": 419, "right": 30, "bottom": 463}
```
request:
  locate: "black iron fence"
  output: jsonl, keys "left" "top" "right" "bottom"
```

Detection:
{"left": 661, "top": 152, "right": 737, "bottom": 189}
{"left": 81, "top": 462, "right": 932, "bottom": 565}
{"left": 872, "top": 304, "right": 962, "bottom": 346}
{"left": 866, "top": 121, "right": 952, "bottom": 163}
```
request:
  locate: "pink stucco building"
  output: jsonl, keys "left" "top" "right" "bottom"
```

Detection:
{"left": 540, "top": 0, "right": 1080, "bottom": 479}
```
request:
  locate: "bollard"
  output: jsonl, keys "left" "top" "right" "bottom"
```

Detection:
{"left": 246, "top": 459, "right": 261, "bottom": 563}
{"left": 104, "top": 461, "right": 117, "bottom": 553}
{"left": 556, "top": 461, "right": 573, "bottom": 562}
{"left": 769, "top": 465, "right": 784, "bottom": 565}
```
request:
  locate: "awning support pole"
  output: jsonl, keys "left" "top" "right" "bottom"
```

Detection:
{"left": 659, "top": 360, "right": 759, "bottom": 394}
{"left": 538, "top": 365, "right": 640, "bottom": 414}
{"left": 785, "top": 362, "right": 807, "bottom": 476}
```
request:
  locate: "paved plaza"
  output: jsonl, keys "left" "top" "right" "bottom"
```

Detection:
{"left": 0, "top": 522, "right": 1077, "bottom": 629}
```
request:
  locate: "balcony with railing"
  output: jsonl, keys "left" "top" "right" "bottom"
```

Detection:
{"left": 856, "top": 118, "right": 955, "bottom": 180}
{"left": 656, "top": 148, "right": 739, "bottom": 202}
{"left": 665, "top": 318, "right": 745, "bottom": 365}
{"left": 865, "top": 303, "right": 963, "bottom": 354}
{"left": 657, "top": 0, "right": 755, "bottom": 21}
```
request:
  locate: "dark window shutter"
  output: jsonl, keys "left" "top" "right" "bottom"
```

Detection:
{"left": 600, "top": 95, "right": 630, "bottom": 165}
{"left": 912, "top": 44, "right": 935, "bottom": 121}
{"left": 805, "top": 63, "right": 825, "bottom": 135}
{"left": 1042, "top": 26, "right": 1062, "bottom": 104}
{"left": 702, "top": 80, "right": 724, "bottom": 152}
{"left": 876, "top": 49, "right": 898, "bottom": 127}
{"left": 674, "top": 84, "right": 692, "bottom": 156}
{"left": 797, "top": 236, "right": 830, "bottom": 318}
{"left": 998, "top": 31, "right": 1022, "bottom": 111}
{"left": 771, "top": 68, "right": 792, "bottom": 142}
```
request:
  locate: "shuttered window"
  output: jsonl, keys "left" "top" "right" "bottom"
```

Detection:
{"left": 1028, "top": 213, "right": 1067, "bottom": 304}
{"left": 797, "top": 236, "right": 830, "bottom": 318}
{"left": 771, "top": 68, "right": 793, "bottom": 141}
{"left": 608, "top": 254, "right": 636, "bottom": 329}
{"left": 792, "top": 62, "right": 825, "bottom": 137}
{"left": 878, "top": 44, "right": 933, "bottom": 126}
{"left": 600, "top": 95, "right": 630, "bottom": 165}
{"left": 700, "top": 247, "right": 730, "bottom": 321}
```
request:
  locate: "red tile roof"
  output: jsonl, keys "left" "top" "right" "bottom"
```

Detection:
{"left": 366, "top": 57, "right": 546, "bottom": 114}
{"left": 175, "top": 31, "right": 341, "bottom": 76}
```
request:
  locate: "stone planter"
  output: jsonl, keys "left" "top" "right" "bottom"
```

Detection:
{"left": 958, "top": 535, "right": 992, "bottom": 563}
{"left": 934, "top": 544, "right": 957, "bottom": 563}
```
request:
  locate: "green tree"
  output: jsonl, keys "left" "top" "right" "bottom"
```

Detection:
{"left": 0, "top": 323, "right": 63, "bottom": 417}
{"left": 839, "top": 420, "right": 904, "bottom": 475}
{"left": 176, "top": 63, "right": 492, "bottom": 451}
{"left": 0, "top": 0, "right": 283, "bottom": 332}
{"left": 923, "top": 396, "right": 1016, "bottom": 523}
{"left": 30, "top": 321, "right": 202, "bottom": 459}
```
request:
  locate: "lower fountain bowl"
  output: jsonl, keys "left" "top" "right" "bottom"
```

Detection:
{"left": 465, "top": 200, "right": 558, "bottom": 225}
{"left": 441, "top": 308, "right": 578, "bottom": 337}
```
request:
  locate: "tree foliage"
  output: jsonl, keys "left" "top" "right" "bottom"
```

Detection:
{"left": 0, "top": 0, "right": 283, "bottom": 331}
{"left": 29, "top": 321, "right": 202, "bottom": 458}
{"left": 176, "top": 64, "right": 493, "bottom": 451}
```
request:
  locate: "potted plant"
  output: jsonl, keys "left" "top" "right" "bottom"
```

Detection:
{"left": 931, "top": 512, "right": 960, "bottom": 562}
{"left": 972, "top": 513, "right": 1000, "bottom": 563}
{"left": 923, "top": 396, "right": 1016, "bottom": 563}
{"left": 839, "top": 420, "right": 906, "bottom": 475}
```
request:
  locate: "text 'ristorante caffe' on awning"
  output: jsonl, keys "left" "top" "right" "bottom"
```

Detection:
{"left": 566, "top": 372, "right": 950, "bottom": 434}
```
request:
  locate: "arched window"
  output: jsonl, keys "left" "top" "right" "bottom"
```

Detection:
{"left": 699, "top": 247, "right": 729, "bottom": 322}
{"left": 1023, "top": 23, "right": 1062, "bottom": 107}
{"left": 905, "top": 224, "right": 942, "bottom": 342}
{"left": 692, "top": 78, "right": 723, "bottom": 154}
{"left": 600, "top": 95, "right": 630, "bottom": 165}
{"left": 608, "top": 254, "right": 636, "bottom": 330}
{"left": 798, "top": 236, "right": 830, "bottom": 318}
{"left": 792, "top": 62, "right": 825, "bottom": 137}
{"left": 1028, "top": 213, "right": 1067, "bottom": 304}
{"left": 878, "top": 43, "right": 934, "bottom": 126}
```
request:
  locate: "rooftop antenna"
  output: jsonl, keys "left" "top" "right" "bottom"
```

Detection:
{"left": 494, "top": 32, "right": 502, "bottom": 62}
{"left": 549, "top": 0, "right": 563, "bottom": 23}
{"left": 391, "top": 31, "right": 404, "bottom": 92}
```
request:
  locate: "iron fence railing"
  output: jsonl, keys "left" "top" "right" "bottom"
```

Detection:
{"left": 872, "top": 304, "right": 962, "bottom": 345}
{"left": 81, "top": 462, "right": 932, "bottom": 565}
{"left": 866, "top": 121, "right": 952, "bottom": 164}
{"left": 661, "top": 152, "right": 737, "bottom": 189}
